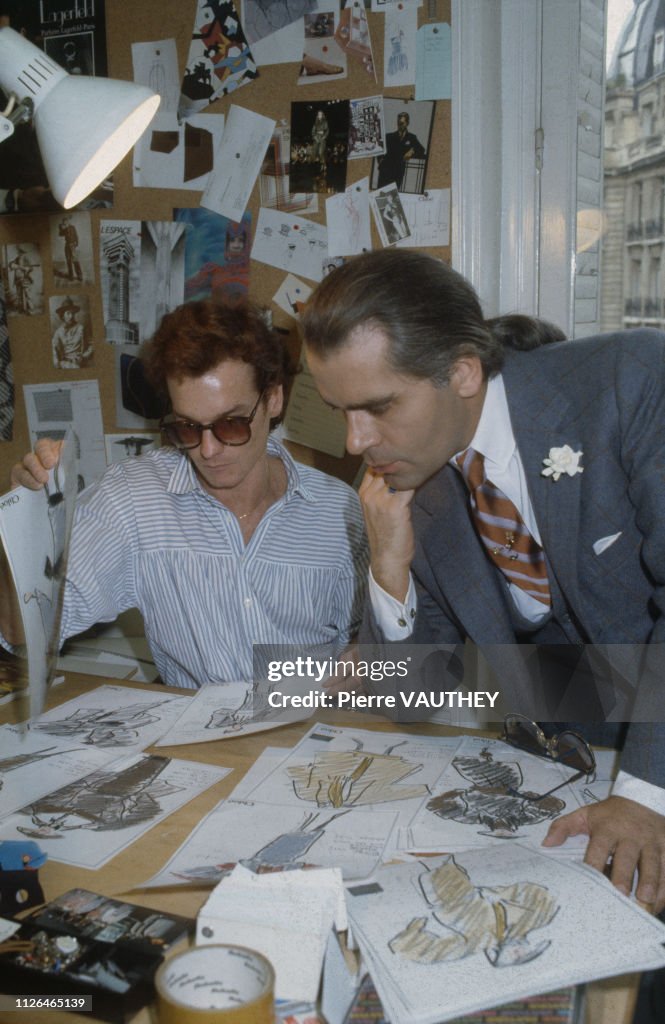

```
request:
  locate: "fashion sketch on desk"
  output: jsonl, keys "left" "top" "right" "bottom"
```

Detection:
{"left": 31, "top": 700, "right": 168, "bottom": 748}
{"left": 288, "top": 741, "right": 428, "bottom": 807}
{"left": 390, "top": 854, "right": 559, "bottom": 967}
{"left": 426, "top": 748, "right": 566, "bottom": 839}
{"left": 16, "top": 755, "right": 183, "bottom": 839}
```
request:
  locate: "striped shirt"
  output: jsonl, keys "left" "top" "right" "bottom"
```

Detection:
{"left": 59, "top": 438, "right": 368, "bottom": 689}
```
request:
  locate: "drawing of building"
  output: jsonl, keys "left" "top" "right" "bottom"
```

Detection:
{"left": 103, "top": 233, "right": 139, "bottom": 344}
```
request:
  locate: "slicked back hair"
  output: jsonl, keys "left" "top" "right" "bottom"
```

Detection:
{"left": 302, "top": 250, "right": 549, "bottom": 385}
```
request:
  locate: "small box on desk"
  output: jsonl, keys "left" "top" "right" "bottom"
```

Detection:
{"left": 0, "top": 889, "right": 193, "bottom": 1024}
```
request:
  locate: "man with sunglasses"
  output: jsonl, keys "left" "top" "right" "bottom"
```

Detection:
{"left": 303, "top": 249, "right": 665, "bottom": 920}
{"left": 2, "top": 301, "right": 367, "bottom": 689}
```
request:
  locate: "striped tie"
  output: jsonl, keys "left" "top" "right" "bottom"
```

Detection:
{"left": 456, "top": 449, "right": 551, "bottom": 606}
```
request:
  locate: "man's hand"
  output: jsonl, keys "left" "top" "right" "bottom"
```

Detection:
{"left": 359, "top": 469, "right": 415, "bottom": 603}
{"left": 10, "top": 439, "right": 62, "bottom": 491}
{"left": 543, "top": 795, "right": 665, "bottom": 913}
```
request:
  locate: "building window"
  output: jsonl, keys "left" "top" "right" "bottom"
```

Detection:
{"left": 655, "top": 29, "right": 665, "bottom": 71}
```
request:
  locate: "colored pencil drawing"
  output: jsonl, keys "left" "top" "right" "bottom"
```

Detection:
{"left": 390, "top": 855, "right": 558, "bottom": 967}
{"left": 425, "top": 748, "right": 566, "bottom": 839}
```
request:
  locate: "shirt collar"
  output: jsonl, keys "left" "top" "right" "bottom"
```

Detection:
{"left": 166, "top": 434, "right": 316, "bottom": 503}
{"left": 452, "top": 373, "right": 516, "bottom": 473}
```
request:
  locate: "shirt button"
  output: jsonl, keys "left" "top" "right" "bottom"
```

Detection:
{"left": 397, "top": 617, "right": 407, "bottom": 627}
{"left": 244, "top": 597, "right": 252, "bottom": 608}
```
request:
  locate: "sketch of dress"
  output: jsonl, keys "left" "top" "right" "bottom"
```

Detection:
{"left": 17, "top": 756, "right": 182, "bottom": 838}
{"left": 205, "top": 682, "right": 275, "bottom": 734}
{"left": 31, "top": 701, "right": 168, "bottom": 748}
{"left": 426, "top": 749, "right": 566, "bottom": 838}
{"left": 288, "top": 741, "right": 427, "bottom": 807}
{"left": 0, "top": 746, "right": 78, "bottom": 790}
{"left": 390, "top": 855, "right": 558, "bottom": 967}
{"left": 240, "top": 809, "right": 350, "bottom": 872}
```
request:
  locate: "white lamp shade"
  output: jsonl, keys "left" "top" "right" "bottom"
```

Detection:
{"left": 0, "top": 27, "right": 160, "bottom": 209}
{"left": 36, "top": 76, "right": 160, "bottom": 208}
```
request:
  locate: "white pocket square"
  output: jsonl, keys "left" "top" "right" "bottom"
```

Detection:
{"left": 593, "top": 532, "right": 622, "bottom": 555}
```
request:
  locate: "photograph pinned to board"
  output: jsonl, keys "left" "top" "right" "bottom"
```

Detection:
{"left": 49, "top": 295, "right": 94, "bottom": 371}
{"left": 259, "top": 120, "right": 318, "bottom": 215}
{"left": 113, "top": 347, "right": 166, "bottom": 433}
{"left": 0, "top": 427, "right": 77, "bottom": 719}
{"left": 282, "top": 358, "right": 347, "bottom": 457}
{"left": 298, "top": 4, "right": 347, "bottom": 84}
{"left": 335, "top": 0, "right": 376, "bottom": 79}
{"left": 23, "top": 380, "right": 107, "bottom": 489}
{"left": 289, "top": 99, "right": 351, "bottom": 195}
{"left": 0, "top": 753, "right": 230, "bottom": 870}
{"left": 370, "top": 185, "right": 411, "bottom": 247}
{"left": 348, "top": 94, "right": 385, "bottom": 159}
{"left": 175, "top": 208, "right": 252, "bottom": 306}
{"left": 371, "top": 97, "right": 435, "bottom": 194}
{"left": 49, "top": 212, "right": 95, "bottom": 287}
{"left": 396, "top": 188, "right": 450, "bottom": 249}
{"left": 141, "top": 796, "right": 398, "bottom": 888}
{"left": 99, "top": 220, "right": 186, "bottom": 344}
{"left": 2, "top": 242, "right": 44, "bottom": 318}
{"left": 178, "top": 0, "right": 258, "bottom": 119}
{"left": 241, "top": 0, "right": 317, "bottom": 46}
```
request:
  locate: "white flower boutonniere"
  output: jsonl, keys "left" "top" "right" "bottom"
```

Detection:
{"left": 541, "top": 445, "right": 583, "bottom": 481}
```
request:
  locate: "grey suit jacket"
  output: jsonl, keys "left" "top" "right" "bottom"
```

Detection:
{"left": 368, "top": 328, "right": 665, "bottom": 786}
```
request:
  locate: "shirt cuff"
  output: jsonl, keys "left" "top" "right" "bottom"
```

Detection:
{"left": 368, "top": 568, "right": 417, "bottom": 640}
{"left": 612, "top": 769, "right": 665, "bottom": 818}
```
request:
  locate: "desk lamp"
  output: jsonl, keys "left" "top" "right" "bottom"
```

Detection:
{"left": 0, "top": 26, "right": 160, "bottom": 208}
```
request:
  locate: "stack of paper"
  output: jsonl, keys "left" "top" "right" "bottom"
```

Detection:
{"left": 196, "top": 864, "right": 347, "bottom": 1002}
{"left": 346, "top": 844, "right": 665, "bottom": 1024}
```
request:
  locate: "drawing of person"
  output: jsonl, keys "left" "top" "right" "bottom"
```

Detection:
{"left": 31, "top": 702, "right": 165, "bottom": 747}
{"left": 310, "top": 109, "right": 329, "bottom": 173}
{"left": 58, "top": 215, "right": 83, "bottom": 280}
{"left": 426, "top": 749, "right": 566, "bottom": 838}
{"left": 376, "top": 111, "right": 426, "bottom": 190}
{"left": 8, "top": 247, "right": 36, "bottom": 314}
{"left": 390, "top": 855, "right": 558, "bottom": 967}
{"left": 51, "top": 297, "right": 92, "bottom": 370}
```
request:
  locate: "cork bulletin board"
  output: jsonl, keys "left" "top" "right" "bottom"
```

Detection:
{"left": 0, "top": 0, "right": 451, "bottom": 485}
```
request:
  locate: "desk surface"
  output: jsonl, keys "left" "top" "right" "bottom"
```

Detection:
{"left": 0, "top": 675, "right": 640, "bottom": 1024}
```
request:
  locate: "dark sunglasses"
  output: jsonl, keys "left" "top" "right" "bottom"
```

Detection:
{"left": 500, "top": 712, "right": 596, "bottom": 802}
{"left": 160, "top": 392, "right": 264, "bottom": 450}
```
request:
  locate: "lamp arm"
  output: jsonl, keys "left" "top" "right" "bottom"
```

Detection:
{"left": 0, "top": 94, "right": 35, "bottom": 142}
